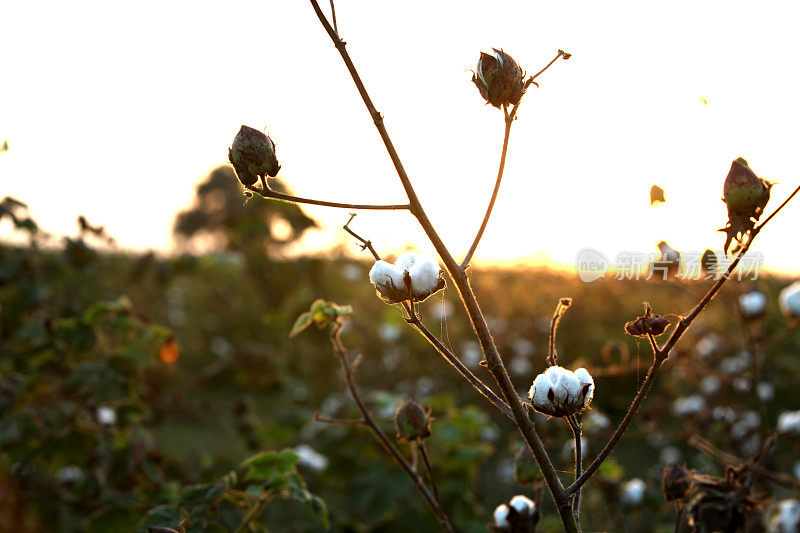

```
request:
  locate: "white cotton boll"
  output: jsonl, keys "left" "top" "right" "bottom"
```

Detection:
{"left": 779, "top": 281, "right": 800, "bottom": 318}
{"left": 395, "top": 251, "right": 419, "bottom": 273}
{"left": 620, "top": 478, "right": 646, "bottom": 507}
{"left": 767, "top": 499, "right": 800, "bottom": 533}
{"left": 294, "top": 444, "right": 329, "bottom": 472}
{"left": 369, "top": 261, "right": 404, "bottom": 289}
{"left": 529, "top": 373, "right": 553, "bottom": 411}
{"left": 409, "top": 257, "right": 441, "bottom": 296}
{"left": 96, "top": 406, "right": 117, "bottom": 426}
{"left": 56, "top": 466, "right": 84, "bottom": 484}
{"left": 733, "top": 377, "right": 752, "bottom": 393}
{"left": 660, "top": 446, "right": 682, "bottom": 465}
{"left": 509, "top": 495, "right": 536, "bottom": 515}
{"left": 700, "top": 376, "right": 721, "bottom": 396}
{"left": 739, "top": 291, "right": 767, "bottom": 317}
{"left": 712, "top": 406, "right": 737, "bottom": 423}
{"left": 493, "top": 503, "right": 511, "bottom": 529}
{"left": 777, "top": 411, "right": 800, "bottom": 436}
{"left": 757, "top": 382, "right": 775, "bottom": 402}
{"left": 672, "top": 395, "right": 705, "bottom": 417}
{"left": 556, "top": 371, "right": 581, "bottom": 404}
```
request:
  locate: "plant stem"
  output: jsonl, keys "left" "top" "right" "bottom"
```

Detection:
{"left": 461, "top": 108, "right": 513, "bottom": 268}
{"left": 329, "top": 323, "right": 453, "bottom": 532}
{"left": 406, "top": 310, "right": 513, "bottom": 420}
{"left": 547, "top": 298, "right": 572, "bottom": 366}
{"left": 567, "top": 416, "right": 583, "bottom": 525}
{"left": 417, "top": 441, "right": 447, "bottom": 521}
{"left": 245, "top": 183, "right": 410, "bottom": 211}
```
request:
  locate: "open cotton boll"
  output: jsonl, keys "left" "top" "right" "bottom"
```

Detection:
{"left": 493, "top": 503, "right": 510, "bottom": 529}
{"left": 529, "top": 365, "right": 593, "bottom": 417}
{"left": 780, "top": 281, "right": 800, "bottom": 318}
{"left": 555, "top": 370, "right": 581, "bottom": 403}
{"left": 509, "top": 494, "right": 535, "bottom": 515}
{"left": 409, "top": 256, "right": 441, "bottom": 296}
{"left": 777, "top": 410, "right": 800, "bottom": 436}
{"left": 739, "top": 291, "right": 767, "bottom": 317}
{"left": 395, "top": 251, "right": 419, "bottom": 273}
{"left": 369, "top": 260, "right": 408, "bottom": 303}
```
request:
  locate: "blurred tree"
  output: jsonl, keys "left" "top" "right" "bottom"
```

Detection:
{"left": 173, "top": 166, "right": 316, "bottom": 254}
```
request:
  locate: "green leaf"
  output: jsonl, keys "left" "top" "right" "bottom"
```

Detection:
{"left": 243, "top": 449, "right": 298, "bottom": 480}
{"left": 135, "top": 506, "right": 183, "bottom": 532}
{"left": 289, "top": 312, "right": 313, "bottom": 337}
{"left": 86, "top": 505, "right": 141, "bottom": 533}
{"left": 180, "top": 482, "right": 226, "bottom": 510}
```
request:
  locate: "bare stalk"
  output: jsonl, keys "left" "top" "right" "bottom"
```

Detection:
{"left": 417, "top": 441, "right": 447, "bottom": 523}
{"left": 308, "top": 3, "right": 577, "bottom": 529}
{"left": 461, "top": 107, "right": 513, "bottom": 268}
{"left": 329, "top": 322, "right": 453, "bottom": 532}
{"left": 566, "top": 415, "right": 583, "bottom": 524}
{"left": 406, "top": 310, "right": 514, "bottom": 420}
{"left": 245, "top": 183, "right": 410, "bottom": 211}
{"left": 547, "top": 298, "right": 572, "bottom": 366}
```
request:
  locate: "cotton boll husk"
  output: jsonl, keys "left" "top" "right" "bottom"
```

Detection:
{"left": 409, "top": 257, "right": 441, "bottom": 295}
{"left": 780, "top": 281, "right": 800, "bottom": 317}
{"left": 395, "top": 251, "right": 419, "bottom": 273}
{"left": 493, "top": 503, "right": 510, "bottom": 528}
{"left": 509, "top": 494, "right": 535, "bottom": 515}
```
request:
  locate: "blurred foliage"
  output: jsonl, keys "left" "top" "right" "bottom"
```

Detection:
{"left": 1, "top": 189, "right": 799, "bottom": 531}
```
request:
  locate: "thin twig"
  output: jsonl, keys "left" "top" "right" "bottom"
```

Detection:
{"left": 547, "top": 298, "right": 572, "bottom": 366}
{"left": 406, "top": 309, "right": 514, "bottom": 420}
{"left": 689, "top": 434, "right": 800, "bottom": 490}
{"left": 314, "top": 412, "right": 366, "bottom": 426}
{"left": 343, "top": 213, "right": 381, "bottom": 260}
{"left": 328, "top": 0, "right": 338, "bottom": 35}
{"left": 245, "top": 183, "right": 410, "bottom": 211}
{"left": 329, "top": 322, "right": 454, "bottom": 532}
{"left": 417, "top": 441, "right": 447, "bottom": 522}
{"left": 461, "top": 105, "right": 513, "bottom": 268}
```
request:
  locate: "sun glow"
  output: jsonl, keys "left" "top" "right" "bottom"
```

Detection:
{"left": 1, "top": 1, "right": 799, "bottom": 273}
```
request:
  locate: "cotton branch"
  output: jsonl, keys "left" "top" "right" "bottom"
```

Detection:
{"left": 245, "top": 183, "right": 410, "bottom": 211}
{"left": 327, "top": 321, "right": 453, "bottom": 532}
{"left": 308, "top": 3, "right": 578, "bottom": 529}
{"left": 461, "top": 50, "right": 570, "bottom": 269}
{"left": 566, "top": 183, "right": 800, "bottom": 497}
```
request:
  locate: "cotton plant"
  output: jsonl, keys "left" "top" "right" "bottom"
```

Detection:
{"left": 492, "top": 495, "right": 539, "bottom": 532}
{"left": 229, "top": 1, "right": 800, "bottom": 530}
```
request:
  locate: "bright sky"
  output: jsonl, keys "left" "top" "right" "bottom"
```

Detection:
{"left": 2, "top": 1, "right": 799, "bottom": 274}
